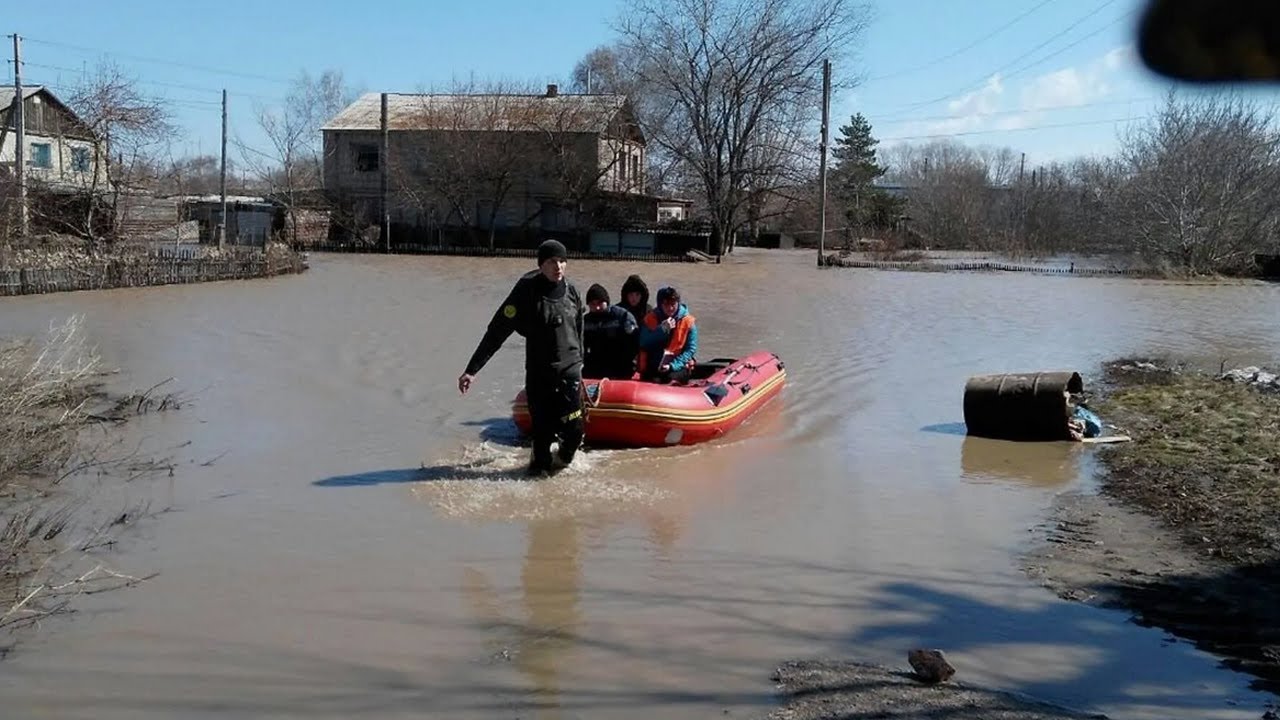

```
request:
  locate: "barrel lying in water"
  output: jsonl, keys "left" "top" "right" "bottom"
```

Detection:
{"left": 963, "top": 371, "right": 1084, "bottom": 441}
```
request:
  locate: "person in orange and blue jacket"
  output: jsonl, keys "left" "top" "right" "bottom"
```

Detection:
{"left": 637, "top": 286, "right": 698, "bottom": 384}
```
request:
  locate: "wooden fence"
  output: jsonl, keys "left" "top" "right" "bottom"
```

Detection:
{"left": 303, "top": 242, "right": 699, "bottom": 264}
{"left": 0, "top": 252, "right": 308, "bottom": 297}
{"left": 823, "top": 255, "right": 1148, "bottom": 277}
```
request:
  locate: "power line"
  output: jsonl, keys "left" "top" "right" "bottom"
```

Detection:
{"left": 27, "top": 79, "right": 224, "bottom": 111}
{"left": 23, "top": 61, "right": 285, "bottom": 104}
{"left": 230, "top": 136, "right": 278, "bottom": 162}
{"left": 867, "top": 11, "right": 1145, "bottom": 133}
{"left": 875, "top": 95, "right": 1157, "bottom": 126}
{"left": 888, "top": 0, "right": 1121, "bottom": 113}
{"left": 1000, "top": 10, "right": 1139, "bottom": 83}
{"left": 865, "top": 0, "right": 1055, "bottom": 83}
{"left": 879, "top": 114, "right": 1150, "bottom": 142}
{"left": 22, "top": 35, "right": 294, "bottom": 85}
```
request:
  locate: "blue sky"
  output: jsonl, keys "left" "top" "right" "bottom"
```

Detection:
{"left": 7, "top": 0, "right": 1269, "bottom": 171}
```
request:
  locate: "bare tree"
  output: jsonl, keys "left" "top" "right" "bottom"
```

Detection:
{"left": 540, "top": 94, "right": 654, "bottom": 231}
{"left": 822, "top": 93, "right": 1280, "bottom": 272}
{"left": 60, "top": 62, "right": 174, "bottom": 248}
{"left": 244, "top": 69, "right": 354, "bottom": 246}
{"left": 160, "top": 154, "right": 230, "bottom": 196}
{"left": 570, "top": 45, "right": 700, "bottom": 202}
{"left": 612, "top": 0, "right": 871, "bottom": 257}
{"left": 390, "top": 80, "right": 623, "bottom": 250}
{"left": 882, "top": 140, "right": 994, "bottom": 248}
{"left": 1114, "top": 91, "right": 1280, "bottom": 274}
{"left": 570, "top": 44, "right": 687, "bottom": 197}
{"left": 569, "top": 46, "right": 634, "bottom": 96}
{"left": 977, "top": 145, "right": 1020, "bottom": 187}
{"left": 1002, "top": 156, "right": 1128, "bottom": 257}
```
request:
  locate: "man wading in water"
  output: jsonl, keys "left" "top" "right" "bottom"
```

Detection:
{"left": 457, "top": 239, "right": 586, "bottom": 478}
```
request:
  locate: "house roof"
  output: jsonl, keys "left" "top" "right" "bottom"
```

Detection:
{"left": 321, "top": 92, "right": 632, "bottom": 135}
{"left": 0, "top": 85, "right": 99, "bottom": 141}
{"left": 0, "top": 85, "right": 46, "bottom": 108}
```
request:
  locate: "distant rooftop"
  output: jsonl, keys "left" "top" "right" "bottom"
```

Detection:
{"left": 322, "top": 91, "right": 631, "bottom": 134}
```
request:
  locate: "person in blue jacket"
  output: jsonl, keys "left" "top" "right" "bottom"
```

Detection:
{"left": 637, "top": 286, "right": 698, "bottom": 384}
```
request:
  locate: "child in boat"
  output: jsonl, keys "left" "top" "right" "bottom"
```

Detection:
{"left": 638, "top": 286, "right": 698, "bottom": 384}
{"left": 583, "top": 283, "right": 640, "bottom": 380}
{"left": 618, "top": 274, "right": 652, "bottom": 326}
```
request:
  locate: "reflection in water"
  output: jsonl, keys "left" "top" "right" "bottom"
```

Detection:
{"left": 960, "top": 436, "right": 1083, "bottom": 488}
{"left": 463, "top": 518, "right": 582, "bottom": 719}
{"left": 643, "top": 512, "right": 683, "bottom": 561}
{"left": 519, "top": 519, "right": 581, "bottom": 715}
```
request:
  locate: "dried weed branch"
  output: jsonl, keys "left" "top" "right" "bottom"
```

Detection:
{"left": 1, "top": 316, "right": 177, "bottom": 658}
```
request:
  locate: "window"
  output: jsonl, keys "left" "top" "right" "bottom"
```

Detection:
{"left": 71, "top": 147, "right": 91, "bottom": 172}
{"left": 30, "top": 143, "right": 52, "bottom": 169}
{"left": 353, "top": 143, "right": 378, "bottom": 172}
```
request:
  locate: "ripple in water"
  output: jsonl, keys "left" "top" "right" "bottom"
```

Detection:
{"left": 412, "top": 439, "right": 672, "bottom": 522}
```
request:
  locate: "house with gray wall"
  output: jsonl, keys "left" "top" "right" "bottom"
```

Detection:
{"left": 321, "top": 85, "right": 668, "bottom": 250}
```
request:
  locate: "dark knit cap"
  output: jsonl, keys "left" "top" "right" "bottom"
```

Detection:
{"left": 586, "top": 283, "right": 609, "bottom": 304}
{"left": 537, "top": 239, "right": 567, "bottom": 265}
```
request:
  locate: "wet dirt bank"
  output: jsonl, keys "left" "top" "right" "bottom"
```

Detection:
{"left": 767, "top": 660, "right": 1108, "bottom": 720}
{"left": 766, "top": 356, "right": 1280, "bottom": 720}
{"left": 1024, "top": 358, "right": 1280, "bottom": 699}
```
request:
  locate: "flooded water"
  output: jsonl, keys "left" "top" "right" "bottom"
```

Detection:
{"left": 1, "top": 248, "right": 1279, "bottom": 719}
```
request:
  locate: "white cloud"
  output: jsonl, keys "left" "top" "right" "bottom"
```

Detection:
{"left": 908, "top": 74, "right": 1005, "bottom": 136}
{"left": 879, "top": 46, "right": 1137, "bottom": 143}
{"left": 1022, "top": 67, "right": 1095, "bottom": 111}
{"left": 1103, "top": 45, "right": 1138, "bottom": 71}
{"left": 1020, "top": 46, "right": 1134, "bottom": 113}
{"left": 948, "top": 74, "right": 1004, "bottom": 117}
{"left": 993, "top": 114, "right": 1031, "bottom": 131}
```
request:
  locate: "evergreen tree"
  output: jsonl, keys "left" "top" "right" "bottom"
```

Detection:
{"left": 832, "top": 112, "right": 886, "bottom": 195}
{"left": 830, "top": 112, "right": 900, "bottom": 234}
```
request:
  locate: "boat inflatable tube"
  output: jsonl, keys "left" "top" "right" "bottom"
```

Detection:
{"left": 512, "top": 350, "right": 786, "bottom": 448}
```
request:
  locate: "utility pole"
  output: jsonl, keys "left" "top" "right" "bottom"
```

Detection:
{"left": 586, "top": 67, "right": 593, "bottom": 94}
{"left": 219, "top": 88, "right": 228, "bottom": 249}
{"left": 12, "top": 33, "right": 28, "bottom": 239}
{"left": 1018, "top": 152, "right": 1027, "bottom": 246}
{"left": 380, "top": 92, "right": 390, "bottom": 253}
{"left": 817, "top": 58, "right": 831, "bottom": 269}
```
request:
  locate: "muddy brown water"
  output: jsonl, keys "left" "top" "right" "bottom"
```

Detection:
{"left": 1, "top": 248, "right": 1278, "bottom": 720}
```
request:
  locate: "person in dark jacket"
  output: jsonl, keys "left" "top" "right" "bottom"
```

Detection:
{"left": 457, "top": 239, "right": 585, "bottom": 478}
{"left": 618, "top": 274, "right": 652, "bottom": 326}
{"left": 582, "top": 283, "right": 639, "bottom": 380}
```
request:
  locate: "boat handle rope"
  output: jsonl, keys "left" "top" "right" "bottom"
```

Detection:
{"left": 579, "top": 378, "right": 605, "bottom": 425}
{"left": 726, "top": 362, "right": 760, "bottom": 386}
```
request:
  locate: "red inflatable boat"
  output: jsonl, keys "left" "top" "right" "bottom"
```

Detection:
{"left": 511, "top": 350, "right": 786, "bottom": 448}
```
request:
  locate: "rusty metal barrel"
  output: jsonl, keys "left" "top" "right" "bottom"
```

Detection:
{"left": 963, "top": 371, "right": 1084, "bottom": 441}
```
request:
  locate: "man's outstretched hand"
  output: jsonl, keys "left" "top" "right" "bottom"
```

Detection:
{"left": 458, "top": 372, "right": 474, "bottom": 395}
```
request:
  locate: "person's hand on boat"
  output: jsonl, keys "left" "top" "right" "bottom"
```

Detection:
{"left": 458, "top": 372, "right": 474, "bottom": 395}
